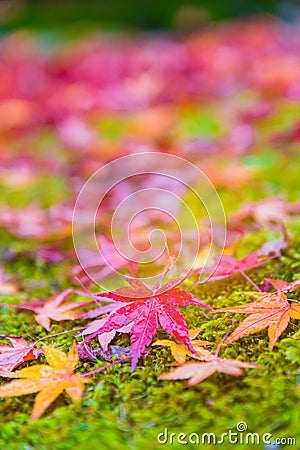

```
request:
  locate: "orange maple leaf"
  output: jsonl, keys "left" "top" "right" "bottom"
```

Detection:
{"left": 153, "top": 328, "right": 212, "bottom": 364}
{"left": 159, "top": 357, "right": 260, "bottom": 386}
{"left": 159, "top": 323, "right": 262, "bottom": 385}
{"left": 0, "top": 342, "right": 90, "bottom": 422}
{"left": 0, "top": 289, "right": 92, "bottom": 331}
{"left": 264, "top": 277, "right": 300, "bottom": 293}
{"left": 214, "top": 292, "right": 300, "bottom": 349}
{"left": 33, "top": 288, "right": 91, "bottom": 331}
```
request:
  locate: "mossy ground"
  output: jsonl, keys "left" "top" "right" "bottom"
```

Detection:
{"left": 1, "top": 251, "right": 300, "bottom": 450}
{"left": 0, "top": 88, "right": 300, "bottom": 449}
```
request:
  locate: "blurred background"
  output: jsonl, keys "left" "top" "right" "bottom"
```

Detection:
{"left": 1, "top": 0, "right": 300, "bottom": 33}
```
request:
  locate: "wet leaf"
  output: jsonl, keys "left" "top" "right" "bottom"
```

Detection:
{"left": 214, "top": 292, "right": 300, "bottom": 349}
{"left": 0, "top": 343, "right": 90, "bottom": 422}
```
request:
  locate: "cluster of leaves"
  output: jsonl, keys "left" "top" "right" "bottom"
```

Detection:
{"left": 0, "top": 244, "right": 299, "bottom": 420}
{"left": 0, "top": 19, "right": 300, "bottom": 427}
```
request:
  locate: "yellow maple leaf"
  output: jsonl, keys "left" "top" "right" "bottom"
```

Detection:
{"left": 153, "top": 328, "right": 212, "bottom": 364}
{"left": 0, "top": 342, "right": 90, "bottom": 422}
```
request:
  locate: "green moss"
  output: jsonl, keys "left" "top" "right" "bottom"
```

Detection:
{"left": 1, "top": 235, "right": 299, "bottom": 449}
{"left": 0, "top": 88, "right": 300, "bottom": 450}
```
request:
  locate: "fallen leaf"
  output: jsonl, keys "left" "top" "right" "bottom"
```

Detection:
{"left": 264, "top": 277, "right": 300, "bottom": 294}
{"left": 159, "top": 357, "right": 260, "bottom": 386}
{"left": 32, "top": 289, "right": 92, "bottom": 331}
{"left": 0, "top": 342, "right": 90, "bottom": 422}
{"left": 1, "top": 289, "right": 93, "bottom": 331}
{"left": 85, "top": 277, "right": 211, "bottom": 370}
{"left": 229, "top": 196, "right": 300, "bottom": 231}
{"left": 153, "top": 328, "right": 212, "bottom": 364}
{"left": 0, "top": 267, "right": 18, "bottom": 295}
{"left": 0, "top": 336, "right": 43, "bottom": 372}
{"left": 72, "top": 235, "right": 138, "bottom": 284}
{"left": 214, "top": 292, "right": 300, "bottom": 349}
{"left": 193, "top": 252, "right": 273, "bottom": 282}
{"left": 0, "top": 204, "right": 72, "bottom": 241}
{"left": 256, "top": 236, "right": 288, "bottom": 257}
{"left": 82, "top": 317, "right": 133, "bottom": 352}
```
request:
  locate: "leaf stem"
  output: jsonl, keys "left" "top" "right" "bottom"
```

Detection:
{"left": 75, "top": 277, "right": 102, "bottom": 306}
{"left": 0, "top": 303, "right": 35, "bottom": 311}
{"left": 34, "top": 327, "right": 86, "bottom": 344}
{"left": 82, "top": 356, "right": 132, "bottom": 376}
{"left": 82, "top": 348, "right": 153, "bottom": 376}
{"left": 240, "top": 271, "right": 261, "bottom": 291}
{"left": 215, "top": 320, "right": 238, "bottom": 357}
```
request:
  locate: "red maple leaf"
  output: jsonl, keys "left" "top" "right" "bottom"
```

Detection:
{"left": 192, "top": 253, "right": 272, "bottom": 284}
{"left": 0, "top": 204, "right": 72, "bottom": 240}
{"left": 229, "top": 196, "right": 300, "bottom": 231}
{"left": 84, "top": 277, "right": 211, "bottom": 370}
{"left": 72, "top": 235, "right": 138, "bottom": 284}
{"left": 82, "top": 317, "right": 133, "bottom": 351}
{"left": 206, "top": 254, "right": 270, "bottom": 281}
{"left": 0, "top": 336, "right": 43, "bottom": 372}
{"left": 192, "top": 239, "right": 285, "bottom": 288}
